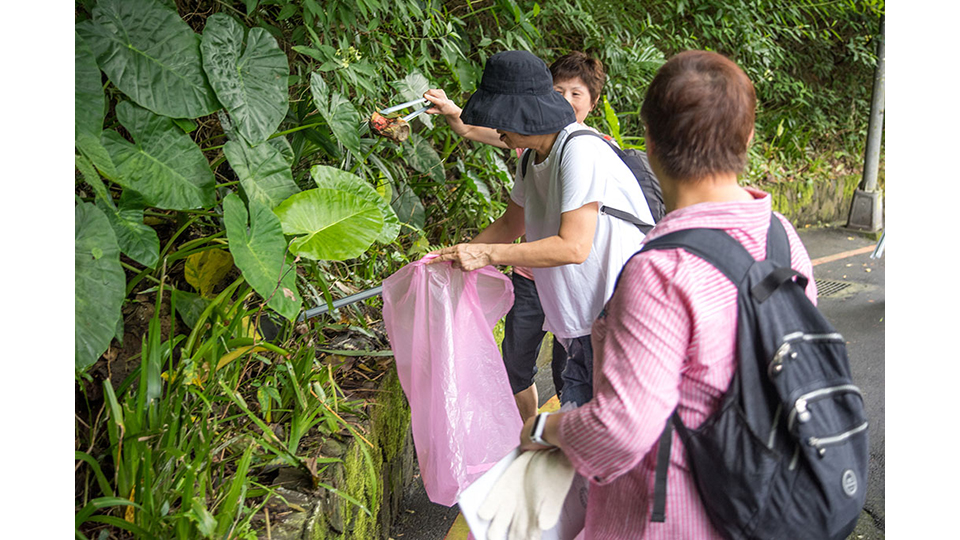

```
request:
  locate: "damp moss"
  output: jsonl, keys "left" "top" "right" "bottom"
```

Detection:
{"left": 305, "top": 368, "right": 410, "bottom": 540}
{"left": 372, "top": 369, "right": 410, "bottom": 465}
{"left": 341, "top": 439, "right": 382, "bottom": 540}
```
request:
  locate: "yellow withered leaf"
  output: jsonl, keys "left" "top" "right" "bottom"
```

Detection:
{"left": 184, "top": 248, "right": 234, "bottom": 298}
{"left": 217, "top": 345, "right": 269, "bottom": 371}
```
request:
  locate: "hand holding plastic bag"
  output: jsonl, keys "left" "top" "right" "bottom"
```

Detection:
{"left": 383, "top": 255, "right": 521, "bottom": 506}
{"left": 478, "top": 449, "right": 577, "bottom": 540}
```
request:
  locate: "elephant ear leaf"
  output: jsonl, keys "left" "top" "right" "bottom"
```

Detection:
{"left": 77, "top": 153, "right": 161, "bottom": 268}
{"left": 391, "top": 71, "right": 433, "bottom": 129}
{"left": 274, "top": 183, "right": 383, "bottom": 262}
{"left": 75, "top": 30, "right": 119, "bottom": 181}
{"left": 76, "top": 0, "right": 220, "bottom": 119}
{"left": 202, "top": 14, "right": 289, "bottom": 145}
{"left": 405, "top": 133, "right": 445, "bottom": 184}
{"left": 76, "top": 203, "right": 125, "bottom": 371}
{"left": 223, "top": 192, "right": 302, "bottom": 321}
{"left": 185, "top": 249, "right": 235, "bottom": 299}
{"left": 223, "top": 138, "right": 299, "bottom": 210}
{"left": 309, "top": 72, "right": 362, "bottom": 158}
{"left": 75, "top": 30, "right": 104, "bottom": 143}
{"left": 391, "top": 183, "right": 426, "bottom": 231}
{"left": 102, "top": 101, "right": 216, "bottom": 210}
{"left": 310, "top": 165, "right": 399, "bottom": 244}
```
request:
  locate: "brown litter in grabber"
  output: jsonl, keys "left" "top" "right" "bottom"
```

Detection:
{"left": 369, "top": 98, "right": 430, "bottom": 143}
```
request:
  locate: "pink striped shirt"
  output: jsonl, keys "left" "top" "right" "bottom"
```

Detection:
{"left": 559, "top": 189, "right": 817, "bottom": 539}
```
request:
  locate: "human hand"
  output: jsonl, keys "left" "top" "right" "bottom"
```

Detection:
{"left": 426, "top": 243, "right": 493, "bottom": 271}
{"left": 423, "top": 88, "right": 462, "bottom": 118}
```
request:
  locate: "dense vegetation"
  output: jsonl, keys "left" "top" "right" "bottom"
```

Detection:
{"left": 74, "top": 0, "right": 883, "bottom": 537}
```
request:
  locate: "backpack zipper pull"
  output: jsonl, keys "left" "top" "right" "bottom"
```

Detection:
{"left": 795, "top": 398, "right": 811, "bottom": 424}
{"left": 769, "top": 342, "right": 791, "bottom": 377}
{"left": 808, "top": 437, "right": 827, "bottom": 457}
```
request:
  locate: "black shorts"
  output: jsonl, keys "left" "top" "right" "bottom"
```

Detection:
{"left": 501, "top": 273, "right": 566, "bottom": 396}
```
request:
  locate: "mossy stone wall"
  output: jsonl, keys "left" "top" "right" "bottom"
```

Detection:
{"left": 256, "top": 368, "right": 414, "bottom": 540}
{"left": 758, "top": 174, "right": 865, "bottom": 226}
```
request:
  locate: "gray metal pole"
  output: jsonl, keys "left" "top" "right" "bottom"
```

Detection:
{"left": 845, "top": 14, "right": 884, "bottom": 233}
{"left": 861, "top": 15, "right": 884, "bottom": 192}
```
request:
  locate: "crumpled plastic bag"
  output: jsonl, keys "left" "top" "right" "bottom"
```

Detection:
{"left": 382, "top": 255, "right": 521, "bottom": 506}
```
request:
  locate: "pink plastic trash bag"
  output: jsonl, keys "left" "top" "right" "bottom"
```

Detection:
{"left": 382, "top": 255, "right": 522, "bottom": 506}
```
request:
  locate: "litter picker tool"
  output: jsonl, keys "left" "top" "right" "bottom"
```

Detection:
{"left": 369, "top": 97, "right": 430, "bottom": 143}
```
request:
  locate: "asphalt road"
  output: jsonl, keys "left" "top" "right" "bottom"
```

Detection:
{"left": 389, "top": 225, "right": 885, "bottom": 540}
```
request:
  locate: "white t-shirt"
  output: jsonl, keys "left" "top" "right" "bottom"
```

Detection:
{"left": 509, "top": 122, "right": 654, "bottom": 339}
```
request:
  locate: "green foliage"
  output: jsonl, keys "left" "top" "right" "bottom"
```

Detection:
{"left": 223, "top": 192, "right": 302, "bottom": 321}
{"left": 76, "top": 0, "right": 882, "bottom": 536}
{"left": 77, "top": 0, "right": 221, "bottom": 118}
{"left": 75, "top": 203, "right": 125, "bottom": 370}
{"left": 223, "top": 137, "right": 301, "bottom": 209}
{"left": 103, "top": 101, "right": 217, "bottom": 210}
{"left": 201, "top": 14, "right": 290, "bottom": 146}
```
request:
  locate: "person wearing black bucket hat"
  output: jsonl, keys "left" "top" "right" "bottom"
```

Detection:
{"left": 458, "top": 50, "right": 577, "bottom": 134}
{"left": 428, "top": 50, "right": 655, "bottom": 409}
{"left": 423, "top": 51, "right": 613, "bottom": 425}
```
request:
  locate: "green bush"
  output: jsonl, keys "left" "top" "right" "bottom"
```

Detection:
{"left": 75, "top": 1, "right": 883, "bottom": 537}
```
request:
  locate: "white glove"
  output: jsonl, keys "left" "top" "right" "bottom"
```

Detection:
{"left": 526, "top": 449, "right": 576, "bottom": 531}
{"left": 478, "top": 449, "right": 576, "bottom": 539}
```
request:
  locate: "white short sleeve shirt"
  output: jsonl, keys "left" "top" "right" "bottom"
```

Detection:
{"left": 509, "top": 122, "right": 654, "bottom": 339}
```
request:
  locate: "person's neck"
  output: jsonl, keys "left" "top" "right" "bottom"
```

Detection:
{"left": 671, "top": 173, "right": 754, "bottom": 210}
{"left": 530, "top": 132, "right": 560, "bottom": 164}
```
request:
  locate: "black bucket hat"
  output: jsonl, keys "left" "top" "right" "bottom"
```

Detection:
{"left": 460, "top": 50, "right": 576, "bottom": 135}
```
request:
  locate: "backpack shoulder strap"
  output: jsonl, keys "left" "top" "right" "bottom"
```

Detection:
{"left": 559, "top": 130, "right": 658, "bottom": 233}
{"left": 766, "top": 214, "right": 791, "bottom": 267}
{"left": 641, "top": 227, "right": 754, "bottom": 287}
{"left": 642, "top": 229, "right": 753, "bottom": 525}
{"left": 520, "top": 148, "right": 533, "bottom": 178}
{"left": 558, "top": 129, "right": 619, "bottom": 163}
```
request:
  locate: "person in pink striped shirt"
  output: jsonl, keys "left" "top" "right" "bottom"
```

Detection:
{"left": 519, "top": 50, "right": 819, "bottom": 538}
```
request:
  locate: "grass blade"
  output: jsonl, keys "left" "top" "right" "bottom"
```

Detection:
{"left": 216, "top": 442, "right": 255, "bottom": 537}
{"left": 75, "top": 451, "right": 114, "bottom": 498}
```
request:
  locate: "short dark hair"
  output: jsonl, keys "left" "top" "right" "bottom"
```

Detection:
{"left": 550, "top": 51, "right": 606, "bottom": 106}
{"left": 640, "top": 50, "right": 756, "bottom": 181}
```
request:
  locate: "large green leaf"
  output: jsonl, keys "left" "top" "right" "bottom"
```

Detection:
{"left": 274, "top": 187, "right": 383, "bottom": 262}
{"left": 223, "top": 138, "right": 299, "bottom": 209}
{"left": 77, "top": 132, "right": 119, "bottom": 183}
{"left": 75, "top": 30, "right": 104, "bottom": 142}
{"left": 405, "top": 133, "right": 445, "bottom": 183}
{"left": 391, "top": 182, "right": 426, "bottom": 231}
{"left": 75, "top": 30, "right": 119, "bottom": 181}
{"left": 310, "top": 165, "right": 399, "bottom": 244}
{"left": 76, "top": 0, "right": 220, "bottom": 119}
{"left": 99, "top": 195, "right": 160, "bottom": 269}
{"left": 223, "top": 193, "right": 302, "bottom": 321}
{"left": 201, "top": 14, "right": 289, "bottom": 145}
{"left": 102, "top": 101, "right": 216, "bottom": 210}
{"left": 76, "top": 203, "right": 125, "bottom": 371}
{"left": 309, "top": 72, "right": 362, "bottom": 157}
{"left": 77, "top": 153, "right": 160, "bottom": 268}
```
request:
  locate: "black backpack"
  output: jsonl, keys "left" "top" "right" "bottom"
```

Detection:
{"left": 638, "top": 215, "right": 869, "bottom": 540}
{"left": 521, "top": 130, "right": 665, "bottom": 234}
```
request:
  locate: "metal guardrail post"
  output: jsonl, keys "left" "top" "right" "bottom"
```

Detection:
{"left": 297, "top": 285, "right": 384, "bottom": 322}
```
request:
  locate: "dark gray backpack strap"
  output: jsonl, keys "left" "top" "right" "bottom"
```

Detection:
{"left": 650, "top": 411, "right": 680, "bottom": 522}
{"left": 765, "top": 214, "right": 791, "bottom": 267}
{"left": 558, "top": 130, "right": 656, "bottom": 234}
{"left": 642, "top": 229, "right": 752, "bottom": 524}
{"left": 521, "top": 148, "right": 533, "bottom": 178}
{"left": 603, "top": 206, "right": 655, "bottom": 234}
{"left": 641, "top": 227, "right": 754, "bottom": 285}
